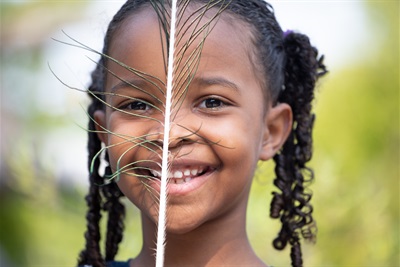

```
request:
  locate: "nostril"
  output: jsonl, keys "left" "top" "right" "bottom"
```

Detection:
{"left": 145, "top": 132, "right": 164, "bottom": 147}
{"left": 168, "top": 135, "right": 195, "bottom": 148}
{"left": 168, "top": 122, "right": 199, "bottom": 147}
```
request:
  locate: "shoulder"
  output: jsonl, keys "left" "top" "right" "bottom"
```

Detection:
{"left": 79, "top": 260, "right": 131, "bottom": 267}
{"left": 106, "top": 260, "right": 131, "bottom": 267}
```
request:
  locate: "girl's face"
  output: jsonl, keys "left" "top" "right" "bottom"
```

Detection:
{"left": 95, "top": 6, "right": 291, "bottom": 234}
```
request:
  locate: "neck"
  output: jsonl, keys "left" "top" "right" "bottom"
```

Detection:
{"left": 132, "top": 203, "right": 266, "bottom": 266}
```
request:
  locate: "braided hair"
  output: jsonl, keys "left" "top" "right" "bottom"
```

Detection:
{"left": 77, "top": 59, "right": 126, "bottom": 267}
{"left": 77, "top": 1, "right": 326, "bottom": 267}
{"left": 269, "top": 32, "right": 326, "bottom": 267}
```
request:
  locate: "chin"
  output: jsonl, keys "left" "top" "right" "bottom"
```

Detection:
{"left": 166, "top": 226, "right": 193, "bottom": 235}
{"left": 165, "top": 217, "right": 204, "bottom": 235}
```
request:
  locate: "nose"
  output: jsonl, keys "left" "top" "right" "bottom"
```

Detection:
{"left": 145, "top": 117, "right": 197, "bottom": 149}
{"left": 168, "top": 123, "right": 197, "bottom": 148}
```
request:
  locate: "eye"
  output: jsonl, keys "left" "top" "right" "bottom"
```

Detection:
{"left": 199, "top": 97, "right": 225, "bottom": 109}
{"left": 120, "top": 100, "right": 151, "bottom": 111}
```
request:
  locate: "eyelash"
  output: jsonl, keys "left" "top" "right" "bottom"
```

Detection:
{"left": 119, "top": 100, "right": 152, "bottom": 112}
{"left": 198, "top": 96, "right": 229, "bottom": 110}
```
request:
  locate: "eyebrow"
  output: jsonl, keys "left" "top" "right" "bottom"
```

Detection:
{"left": 110, "top": 79, "right": 149, "bottom": 93}
{"left": 193, "top": 76, "right": 240, "bottom": 93}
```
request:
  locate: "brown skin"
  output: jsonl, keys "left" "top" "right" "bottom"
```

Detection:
{"left": 95, "top": 6, "right": 292, "bottom": 267}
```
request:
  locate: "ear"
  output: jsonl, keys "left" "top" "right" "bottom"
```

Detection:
{"left": 259, "top": 103, "right": 292, "bottom": 161}
{"left": 93, "top": 110, "right": 108, "bottom": 146}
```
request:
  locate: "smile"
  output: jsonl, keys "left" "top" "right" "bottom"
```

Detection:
{"left": 149, "top": 166, "right": 211, "bottom": 184}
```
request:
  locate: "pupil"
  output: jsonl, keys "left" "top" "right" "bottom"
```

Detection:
{"left": 131, "top": 101, "right": 146, "bottom": 110}
{"left": 206, "top": 99, "right": 220, "bottom": 108}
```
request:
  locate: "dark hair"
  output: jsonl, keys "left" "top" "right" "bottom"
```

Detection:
{"left": 77, "top": 1, "right": 327, "bottom": 267}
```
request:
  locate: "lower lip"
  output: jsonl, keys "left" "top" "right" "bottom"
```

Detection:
{"left": 148, "top": 171, "right": 213, "bottom": 196}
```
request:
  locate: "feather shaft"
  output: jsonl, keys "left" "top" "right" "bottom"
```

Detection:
{"left": 155, "top": 1, "right": 178, "bottom": 266}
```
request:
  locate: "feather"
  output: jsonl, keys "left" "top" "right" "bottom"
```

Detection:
{"left": 155, "top": 0, "right": 178, "bottom": 265}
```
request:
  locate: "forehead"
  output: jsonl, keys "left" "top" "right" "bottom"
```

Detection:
{"left": 106, "top": 4, "right": 262, "bottom": 92}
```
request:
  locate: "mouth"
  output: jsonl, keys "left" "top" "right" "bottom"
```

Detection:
{"left": 147, "top": 166, "right": 213, "bottom": 184}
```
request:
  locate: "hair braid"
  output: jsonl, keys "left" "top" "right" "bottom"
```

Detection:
{"left": 77, "top": 102, "right": 106, "bottom": 267}
{"left": 78, "top": 63, "right": 108, "bottom": 267}
{"left": 270, "top": 31, "right": 327, "bottom": 267}
{"left": 102, "top": 160, "right": 126, "bottom": 261}
{"left": 78, "top": 45, "right": 128, "bottom": 267}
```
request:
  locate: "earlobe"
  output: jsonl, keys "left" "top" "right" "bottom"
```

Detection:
{"left": 259, "top": 103, "right": 292, "bottom": 161}
{"left": 93, "top": 110, "right": 108, "bottom": 145}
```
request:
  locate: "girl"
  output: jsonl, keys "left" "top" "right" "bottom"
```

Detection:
{"left": 77, "top": 0, "right": 326, "bottom": 267}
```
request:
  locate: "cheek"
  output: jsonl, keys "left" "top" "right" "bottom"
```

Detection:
{"left": 105, "top": 115, "right": 160, "bottom": 165}
{"left": 106, "top": 120, "right": 161, "bottom": 221}
{"left": 206, "top": 113, "right": 264, "bottom": 154}
{"left": 107, "top": 141, "right": 135, "bottom": 172}
{"left": 104, "top": 138, "right": 138, "bottom": 178}
{"left": 117, "top": 175, "right": 160, "bottom": 223}
{"left": 105, "top": 128, "right": 137, "bottom": 171}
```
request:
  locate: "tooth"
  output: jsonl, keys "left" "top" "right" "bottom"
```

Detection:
{"left": 184, "top": 177, "right": 192, "bottom": 183}
{"left": 176, "top": 178, "right": 184, "bottom": 184}
{"left": 191, "top": 169, "right": 198, "bottom": 176}
{"left": 150, "top": 170, "right": 160, "bottom": 177}
{"left": 184, "top": 169, "right": 191, "bottom": 176}
{"left": 174, "top": 171, "right": 183, "bottom": 179}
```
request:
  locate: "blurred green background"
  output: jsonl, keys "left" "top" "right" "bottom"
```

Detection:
{"left": 0, "top": 1, "right": 398, "bottom": 266}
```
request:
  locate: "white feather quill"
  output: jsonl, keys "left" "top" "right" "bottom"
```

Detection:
{"left": 155, "top": 0, "right": 178, "bottom": 266}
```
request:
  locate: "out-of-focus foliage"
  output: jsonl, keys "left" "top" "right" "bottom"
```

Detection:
{"left": 0, "top": 1, "right": 398, "bottom": 267}
{"left": 0, "top": 2, "right": 90, "bottom": 266}
{"left": 310, "top": 2, "right": 399, "bottom": 266}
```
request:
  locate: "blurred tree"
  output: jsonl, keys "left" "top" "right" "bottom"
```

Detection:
{"left": 309, "top": 1, "right": 399, "bottom": 266}
{"left": 0, "top": 2, "right": 89, "bottom": 266}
